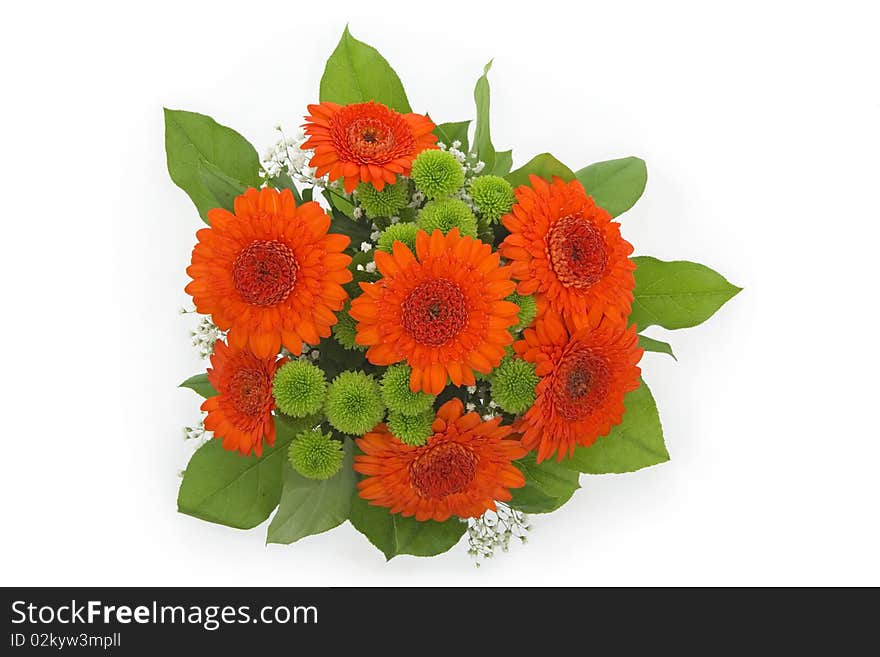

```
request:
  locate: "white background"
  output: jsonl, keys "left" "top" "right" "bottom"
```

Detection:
{"left": 2, "top": 0, "right": 878, "bottom": 586}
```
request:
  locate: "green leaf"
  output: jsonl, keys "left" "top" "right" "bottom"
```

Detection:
{"left": 324, "top": 188, "right": 356, "bottom": 220}
{"left": 473, "top": 61, "right": 497, "bottom": 174}
{"left": 492, "top": 149, "right": 513, "bottom": 176}
{"left": 575, "top": 156, "right": 647, "bottom": 217}
{"left": 318, "top": 335, "right": 365, "bottom": 381}
{"left": 179, "top": 373, "right": 216, "bottom": 398}
{"left": 631, "top": 256, "right": 742, "bottom": 330}
{"left": 197, "top": 161, "right": 246, "bottom": 213}
{"left": 638, "top": 334, "right": 676, "bottom": 360}
{"left": 508, "top": 453, "right": 580, "bottom": 513}
{"left": 266, "top": 440, "right": 356, "bottom": 545}
{"left": 164, "top": 108, "right": 260, "bottom": 222}
{"left": 434, "top": 121, "right": 470, "bottom": 152}
{"left": 349, "top": 494, "right": 466, "bottom": 560}
{"left": 506, "top": 153, "right": 575, "bottom": 188}
{"left": 177, "top": 414, "right": 317, "bottom": 529}
{"left": 563, "top": 379, "right": 669, "bottom": 474}
{"left": 319, "top": 26, "right": 412, "bottom": 113}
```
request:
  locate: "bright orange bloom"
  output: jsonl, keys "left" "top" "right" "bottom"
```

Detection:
{"left": 514, "top": 311, "right": 643, "bottom": 462}
{"left": 185, "top": 187, "right": 352, "bottom": 359}
{"left": 202, "top": 340, "right": 284, "bottom": 457}
{"left": 302, "top": 101, "right": 437, "bottom": 193}
{"left": 354, "top": 399, "right": 527, "bottom": 521}
{"left": 349, "top": 229, "right": 519, "bottom": 395}
{"left": 500, "top": 175, "right": 635, "bottom": 328}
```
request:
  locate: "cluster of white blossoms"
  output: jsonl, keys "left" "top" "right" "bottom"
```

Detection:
{"left": 179, "top": 308, "right": 226, "bottom": 359}
{"left": 466, "top": 502, "right": 531, "bottom": 565}
{"left": 281, "top": 342, "right": 321, "bottom": 364}
{"left": 464, "top": 380, "right": 501, "bottom": 422}
{"left": 259, "top": 126, "right": 322, "bottom": 187}
{"left": 182, "top": 416, "right": 212, "bottom": 445}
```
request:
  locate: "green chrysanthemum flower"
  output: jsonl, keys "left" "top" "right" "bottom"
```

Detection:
{"left": 490, "top": 357, "right": 539, "bottom": 414}
{"left": 288, "top": 429, "right": 344, "bottom": 480}
{"left": 272, "top": 360, "right": 327, "bottom": 418}
{"left": 377, "top": 222, "right": 420, "bottom": 253}
{"left": 417, "top": 198, "right": 477, "bottom": 237}
{"left": 387, "top": 410, "right": 434, "bottom": 446}
{"left": 357, "top": 179, "right": 409, "bottom": 219}
{"left": 333, "top": 303, "right": 364, "bottom": 351}
{"left": 410, "top": 150, "right": 465, "bottom": 199}
{"left": 507, "top": 292, "right": 537, "bottom": 332}
{"left": 380, "top": 364, "right": 435, "bottom": 415}
{"left": 325, "top": 371, "right": 385, "bottom": 435}
{"left": 469, "top": 175, "right": 516, "bottom": 223}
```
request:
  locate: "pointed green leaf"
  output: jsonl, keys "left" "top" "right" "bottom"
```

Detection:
{"left": 473, "top": 60, "right": 497, "bottom": 173}
{"left": 434, "top": 121, "right": 470, "bottom": 152}
{"left": 349, "top": 494, "right": 465, "bottom": 560}
{"left": 563, "top": 380, "right": 668, "bottom": 474}
{"left": 197, "top": 161, "right": 246, "bottom": 213}
{"left": 575, "top": 156, "right": 647, "bottom": 217}
{"left": 164, "top": 108, "right": 260, "bottom": 222}
{"left": 491, "top": 149, "right": 513, "bottom": 176}
{"left": 177, "top": 414, "right": 317, "bottom": 529}
{"left": 638, "top": 334, "right": 676, "bottom": 360}
{"left": 319, "top": 26, "right": 412, "bottom": 113}
{"left": 631, "top": 256, "right": 742, "bottom": 330}
{"left": 506, "top": 153, "right": 575, "bottom": 188}
{"left": 179, "top": 373, "right": 216, "bottom": 399}
{"left": 266, "top": 441, "right": 356, "bottom": 545}
{"left": 509, "top": 453, "right": 580, "bottom": 513}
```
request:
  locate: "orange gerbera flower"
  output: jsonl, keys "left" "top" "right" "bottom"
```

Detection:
{"left": 514, "top": 311, "right": 643, "bottom": 462}
{"left": 500, "top": 175, "right": 635, "bottom": 328}
{"left": 354, "top": 399, "right": 527, "bottom": 521}
{"left": 185, "top": 187, "right": 352, "bottom": 359}
{"left": 202, "top": 340, "right": 285, "bottom": 457}
{"left": 349, "top": 229, "right": 519, "bottom": 395}
{"left": 302, "top": 101, "right": 437, "bottom": 193}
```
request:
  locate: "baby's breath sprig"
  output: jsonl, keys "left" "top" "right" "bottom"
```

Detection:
{"left": 465, "top": 502, "right": 531, "bottom": 566}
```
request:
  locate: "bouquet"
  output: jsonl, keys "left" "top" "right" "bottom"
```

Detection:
{"left": 167, "top": 27, "right": 739, "bottom": 562}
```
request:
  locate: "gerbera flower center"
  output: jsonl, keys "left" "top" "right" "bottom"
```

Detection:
{"left": 548, "top": 215, "right": 608, "bottom": 289}
{"left": 229, "top": 367, "right": 271, "bottom": 417}
{"left": 410, "top": 441, "right": 478, "bottom": 498}
{"left": 552, "top": 348, "right": 611, "bottom": 421}
{"left": 401, "top": 279, "right": 469, "bottom": 346}
{"left": 232, "top": 239, "right": 299, "bottom": 306}
{"left": 346, "top": 118, "right": 395, "bottom": 160}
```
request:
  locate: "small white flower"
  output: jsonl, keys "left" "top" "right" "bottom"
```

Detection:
{"left": 370, "top": 230, "right": 381, "bottom": 242}
{"left": 360, "top": 242, "right": 373, "bottom": 253}
{"left": 364, "top": 261, "right": 377, "bottom": 274}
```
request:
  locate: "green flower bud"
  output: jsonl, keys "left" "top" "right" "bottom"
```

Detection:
{"left": 272, "top": 360, "right": 327, "bottom": 418}
{"left": 417, "top": 198, "right": 477, "bottom": 238}
{"left": 469, "top": 175, "right": 516, "bottom": 223}
{"left": 411, "top": 149, "right": 465, "bottom": 199}
{"left": 333, "top": 302, "right": 364, "bottom": 351}
{"left": 490, "top": 357, "right": 539, "bottom": 414}
{"left": 288, "top": 429, "right": 344, "bottom": 480}
{"left": 387, "top": 409, "right": 434, "bottom": 446}
{"left": 357, "top": 179, "right": 409, "bottom": 219}
{"left": 377, "top": 222, "right": 419, "bottom": 253}
{"left": 380, "top": 364, "right": 435, "bottom": 415}
{"left": 507, "top": 292, "right": 537, "bottom": 332}
{"left": 325, "top": 371, "right": 385, "bottom": 435}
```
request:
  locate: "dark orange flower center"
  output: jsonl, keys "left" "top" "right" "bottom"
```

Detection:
{"left": 548, "top": 215, "right": 607, "bottom": 289}
{"left": 401, "top": 279, "right": 469, "bottom": 346}
{"left": 552, "top": 348, "right": 611, "bottom": 421}
{"left": 228, "top": 367, "right": 271, "bottom": 417}
{"left": 410, "top": 441, "right": 478, "bottom": 498}
{"left": 330, "top": 103, "right": 415, "bottom": 165}
{"left": 232, "top": 240, "right": 299, "bottom": 306}
{"left": 347, "top": 118, "right": 394, "bottom": 158}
